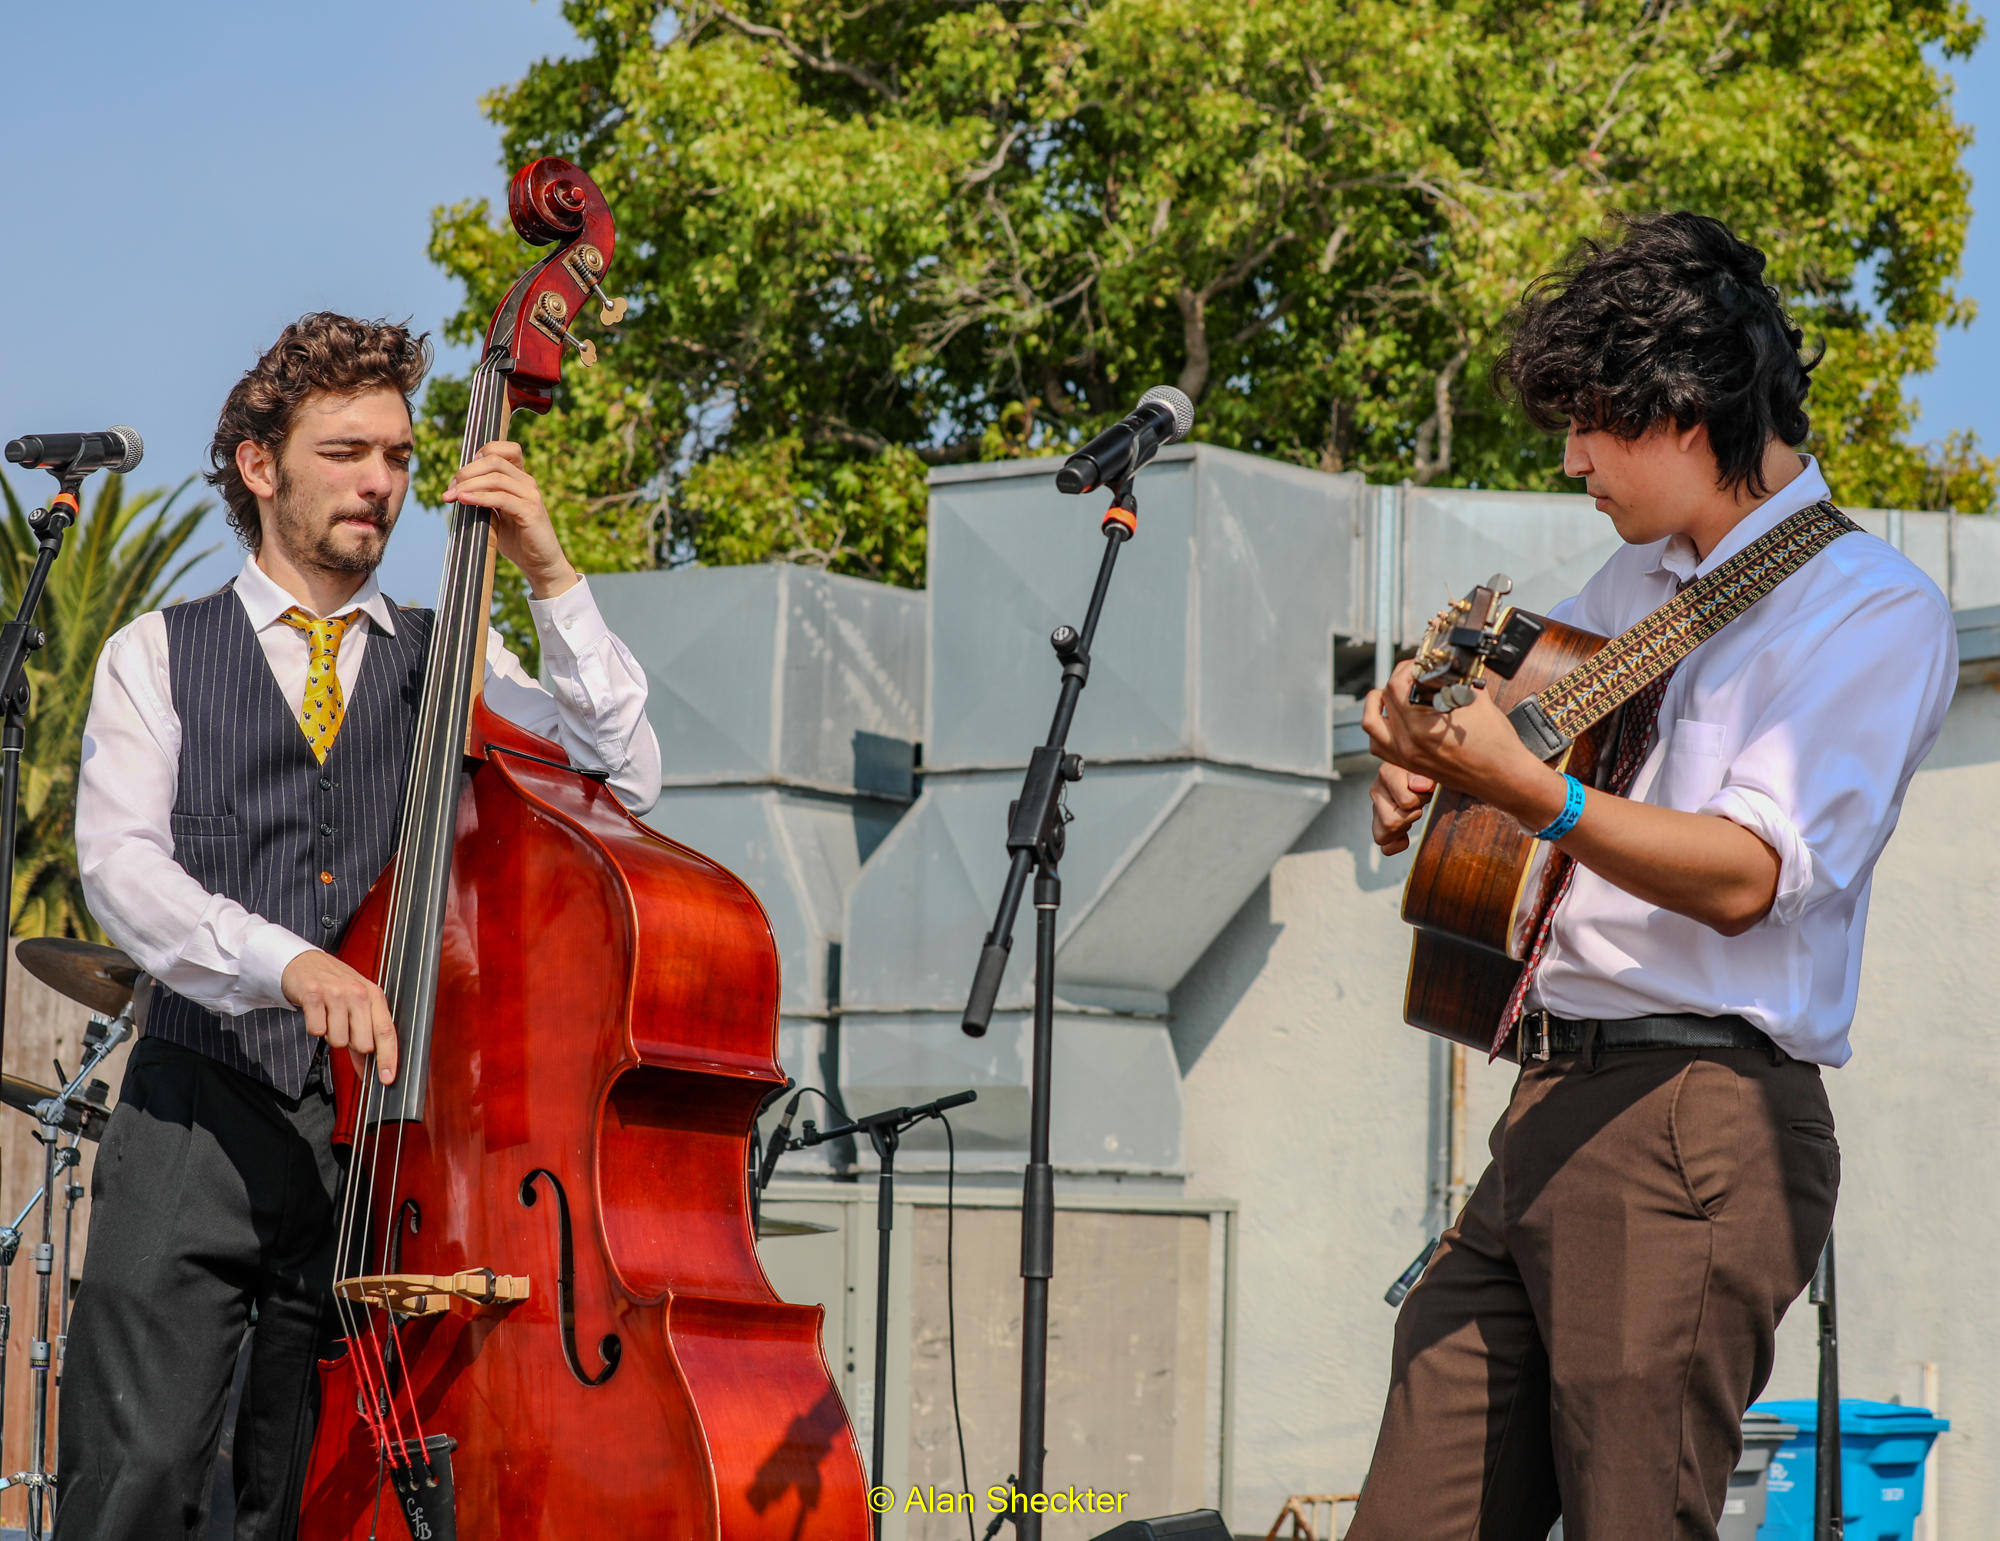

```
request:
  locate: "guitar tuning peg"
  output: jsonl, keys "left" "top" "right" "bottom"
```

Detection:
{"left": 593, "top": 291, "right": 628, "bottom": 327}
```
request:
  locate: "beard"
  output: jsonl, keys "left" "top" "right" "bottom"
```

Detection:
{"left": 270, "top": 464, "right": 398, "bottom": 576}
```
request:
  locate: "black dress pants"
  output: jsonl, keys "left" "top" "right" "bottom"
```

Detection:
{"left": 54, "top": 1037, "right": 344, "bottom": 1541}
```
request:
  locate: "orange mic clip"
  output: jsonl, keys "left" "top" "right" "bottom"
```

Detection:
{"left": 1100, "top": 505, "right": 1137, "bottom": 536}
{"left": 48, "top": 491, "right": 81, "bottom": 520}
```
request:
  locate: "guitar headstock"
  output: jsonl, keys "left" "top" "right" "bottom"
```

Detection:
{"left": 1409, "top": 572, "right": 1545, "bottom": 709}
{"left": 482, "top": 158, "right": 625, "bottom": 416}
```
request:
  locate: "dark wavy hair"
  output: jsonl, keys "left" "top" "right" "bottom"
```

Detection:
{"left": 1493, "top": 212, "right": 1818, "bottom": 497}
{"left": 206, "top": 313, "right": 432, "bottom": 550}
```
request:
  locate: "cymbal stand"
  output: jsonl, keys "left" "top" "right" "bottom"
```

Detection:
{"left": 16, "top": 1006, "right": 129, "bottom": 1535}
{"left": 0, "top": 1187, "right": 45, "bottom": 1525}
{"left": 23, "top": 1104, "right": 78, "bottom": 1534}
{"left": 56, "top": 1131, "right": 82, "bottom": 1348}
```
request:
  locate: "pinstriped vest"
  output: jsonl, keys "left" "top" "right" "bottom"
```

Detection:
{"left": 148, "top": 587, "right": 435, "bottom": 1096}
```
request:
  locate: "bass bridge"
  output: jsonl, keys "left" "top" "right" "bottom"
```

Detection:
{"left": 335, "top": 1268, "right": 530, "bottom": 1317}
{"left": 1409, "top": 572, "right": 1546, "bottom": 709}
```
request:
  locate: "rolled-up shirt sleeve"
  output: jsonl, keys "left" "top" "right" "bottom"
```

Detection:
{"left": 77, "top": 617, "right": 313, "bottom": 1016}
{"left": 480, "top": 576, "right": 663, "bottom": 814}
{"left": 1695, "top": 582, "right": 1957, "bottom": 930}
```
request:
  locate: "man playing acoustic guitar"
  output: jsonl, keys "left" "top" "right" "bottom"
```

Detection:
{"left": 1351, "top": 213, "right": 1957, "bottom": 1538}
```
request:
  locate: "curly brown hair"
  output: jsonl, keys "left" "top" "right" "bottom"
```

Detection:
{"left": 206, "top": 313, "right": 432, "bottom": 550}
{"left": 1493, "top": 212, "right": 1818, "bottom": 498}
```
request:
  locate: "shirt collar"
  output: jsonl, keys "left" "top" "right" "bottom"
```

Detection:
{"left": 1647, "top": 455, "right": 1831, "bottom": 586}
{"left": 232, "top": 555, "right": 398, "bottom": 636}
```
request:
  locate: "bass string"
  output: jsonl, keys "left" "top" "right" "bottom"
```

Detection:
{"left": 369, "top": 386, "right": 501, "bottom": 1282}
{"left": 357, "top": 357, "right": 502, "bottom": 1451}
{"left": 331, "top": 349, "right": 511, "bottom": 1458}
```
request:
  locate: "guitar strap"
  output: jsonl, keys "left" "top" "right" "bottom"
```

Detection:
{"left": 1508, "top": 500, "right": 1862, "bottom": 760}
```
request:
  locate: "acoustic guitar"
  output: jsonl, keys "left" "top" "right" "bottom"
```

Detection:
{"left": 1395, "top": 503, "right": 1862, "bottom": 1050}
{"left": 1397, "top": 576, "right": 1622, "bottom": 1050}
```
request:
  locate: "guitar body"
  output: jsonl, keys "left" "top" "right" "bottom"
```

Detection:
{"left": 1401, "top": 615, "right": 1617, "bottom": 1049}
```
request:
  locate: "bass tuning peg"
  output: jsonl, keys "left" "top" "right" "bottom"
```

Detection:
{"left": 561, "top": 244, "right": 628, "bottom": 326}
{"left": 532, "top": 293, "right": 600, "bottom": 367}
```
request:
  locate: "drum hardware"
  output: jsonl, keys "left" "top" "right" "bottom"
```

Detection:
{"left": 0, "top": 1183, "right": 42, "bottom": 1526}
{"left": 0, "top": 998, "right": 134, "bottom": 1534}
{"left": 0, "top": 1072, "right": 108, "bottom": 1144}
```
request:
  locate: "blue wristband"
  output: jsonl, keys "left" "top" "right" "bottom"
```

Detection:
{"left": 1529, "top": 774, "right": 1585, "bottom": 841}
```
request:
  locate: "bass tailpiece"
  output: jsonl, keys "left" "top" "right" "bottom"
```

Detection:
{"left": 391, "top": 1433, "right": 459, "bottom": 1541}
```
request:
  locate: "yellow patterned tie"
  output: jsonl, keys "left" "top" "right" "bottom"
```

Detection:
{"left": 279, "top": 607, "right": 360, "bottom": 763}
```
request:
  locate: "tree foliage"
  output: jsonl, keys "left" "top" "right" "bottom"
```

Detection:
{"left": 423, "top": 0, "right": 1993, "bottom": 615}
{"left": 0, "top": 475, "right": 211, "bottom": 939}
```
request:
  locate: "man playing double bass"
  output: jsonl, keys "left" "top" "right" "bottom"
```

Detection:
{"left": 1351, "top": 213, "right": 1957, "bottom": 1537}
{"left": 57, "top": 312, "right": 662, "bottom": 1539}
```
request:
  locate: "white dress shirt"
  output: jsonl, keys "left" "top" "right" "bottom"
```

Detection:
{"left": 1529, "top": 457, "right": 1956, "bottom": 1066}
{"left": 78, "top": 556, "right": 663, "bottom": 1020}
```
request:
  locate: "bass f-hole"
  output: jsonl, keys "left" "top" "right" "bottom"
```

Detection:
{"left": 518, "top": 1168, "right": 621, "bottom": 1387}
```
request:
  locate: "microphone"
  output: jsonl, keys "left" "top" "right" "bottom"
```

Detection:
{"left": 4, "top": 426, "right": 144, "bottom": 476}
{"left": 1054, "top": 386, "right": 1193, "bottom": 495}
{"left": 756, "top": 1090, "right": 807, "bottom": 1191}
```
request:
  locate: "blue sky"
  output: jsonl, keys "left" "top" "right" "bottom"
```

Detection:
{"left": 0, "top": 0, "right": 576, "bottom": 604}
{"left": 1, "top": 3, "right": 1996, "bottom": 608}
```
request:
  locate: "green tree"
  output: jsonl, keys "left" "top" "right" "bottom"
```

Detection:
{"left": 422, "top": 0, "right": 1992, "bottom": 621}
{"left": 0, "top": 475, "right": 212, "bottom": 939}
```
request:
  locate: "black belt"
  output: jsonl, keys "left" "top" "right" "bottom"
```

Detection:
{"left": 1517, "top": 1010, "right": 1782, "bottom": 1064}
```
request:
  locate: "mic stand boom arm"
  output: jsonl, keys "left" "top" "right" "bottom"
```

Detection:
{"left": 957, "top": 474, "right": 1139, "bottom": 1541}
{"left": 960, "top": 476, "right": 1135, "bottom": 1036}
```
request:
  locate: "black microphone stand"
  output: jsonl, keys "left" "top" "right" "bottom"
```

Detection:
{"left": 0, "top": 464, "right": 85, "bottom": 1537}
{"left": 1813, "top": 1232, "right": 1842, "bottom": 1540}
{"left": 794, "top": 1090, "right": 978, "bottom": 1540}
{"left": 959, "top": 475, "right": 1138, "bottom": 1541}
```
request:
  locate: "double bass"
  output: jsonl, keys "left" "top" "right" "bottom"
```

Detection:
{"left": 299, "top": 158, "right": 870, "bottom": 1540}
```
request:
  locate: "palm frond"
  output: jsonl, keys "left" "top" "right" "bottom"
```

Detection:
{"left": 0, "top": 472, "right": 216, "bottom": 938}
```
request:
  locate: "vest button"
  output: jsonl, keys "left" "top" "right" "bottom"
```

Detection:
{"left": 319, "top": 778, "right": 333, "bottom": 791}
{"left": 319, "top": 871, "right": 334, "bottom": 885}
{"left": 319, "top": 823, "right": 334, "bottom": 836}
{"left": 320, "top": 916, "right": 336, "bottom": 929}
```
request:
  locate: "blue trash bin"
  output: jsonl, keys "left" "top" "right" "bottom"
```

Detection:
{"left": 1750, "top": 1399, "right": 1947, "bottom": 1540}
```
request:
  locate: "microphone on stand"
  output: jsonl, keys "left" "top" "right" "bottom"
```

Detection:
{"left": 1054, "top": 387, "right": 1193, "bottom": 495}
{"left": 4, "top": 427, "right": 144, "bottom": 476}
{"left": 757, "top": 1089, "right": 807, "bottom": 1191}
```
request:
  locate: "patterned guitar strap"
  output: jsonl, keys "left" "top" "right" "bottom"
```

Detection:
{"left": 1491, "top": 499, "right": 1861, "bottom": 1058}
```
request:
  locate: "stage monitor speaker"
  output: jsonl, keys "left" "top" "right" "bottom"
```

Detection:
{"left": 1087, "top": 1509, "right": 1232, "bottom": 1541}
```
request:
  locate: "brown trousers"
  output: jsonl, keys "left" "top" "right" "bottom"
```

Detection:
{"left": 1348, "top": 1046, "right": 1840, "bottom": 1541}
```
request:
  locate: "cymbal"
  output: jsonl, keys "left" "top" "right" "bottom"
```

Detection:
{"left": 0, "top": 1073, "right": 109, "bottom": 1143}
{"left": 16, "top": 938, "right": 139, "bottom": 1018}
{"left": 755, "top": 1216, "right": 837, "bottom": 1239}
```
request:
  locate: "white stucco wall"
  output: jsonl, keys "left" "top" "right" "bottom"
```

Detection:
{"left": 1171, "top": 672, "right": 2000, "bottom": 1536}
